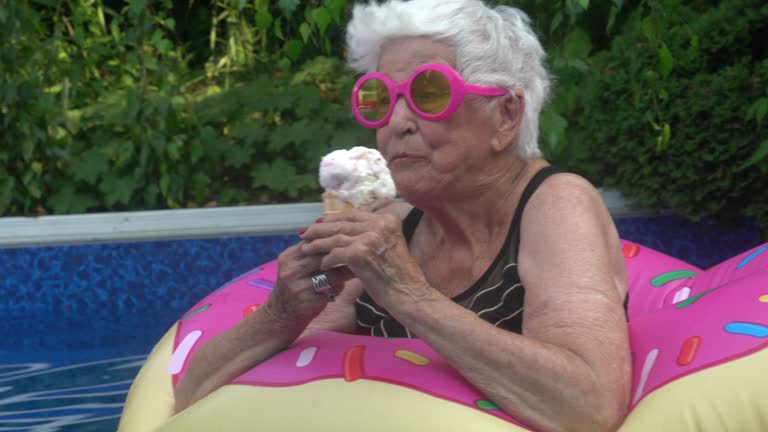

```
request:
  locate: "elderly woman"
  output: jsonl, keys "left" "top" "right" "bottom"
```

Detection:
{"left": 174, "top": 0, "right": 631, "bottom": 430}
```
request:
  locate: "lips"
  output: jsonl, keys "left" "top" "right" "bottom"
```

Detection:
{"left": 389, "top": 153, "right": 426, "bottom": 164}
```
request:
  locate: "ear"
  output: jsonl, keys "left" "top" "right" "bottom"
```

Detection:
{"left": 490, "top": 91, "right": 525, "bottom": 153}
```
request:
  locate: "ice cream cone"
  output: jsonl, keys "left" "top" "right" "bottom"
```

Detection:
{"left": 322, "top": 193, "right": 355, "bottom": 215}
{"left": 319, "top": 147, "right": 395, "bottom": 213}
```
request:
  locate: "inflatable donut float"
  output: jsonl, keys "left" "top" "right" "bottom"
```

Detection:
{"left": 118, "top": 241, "right": 768, "bottom": 431}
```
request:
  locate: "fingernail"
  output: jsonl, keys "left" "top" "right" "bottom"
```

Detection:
{"left": 298, "top": 227, "right": 307, "bottom": 235}
{"left": 315, "top": 218, "right": 324, "bottom": 223}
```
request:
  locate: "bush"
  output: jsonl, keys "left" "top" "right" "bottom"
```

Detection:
{"left": 565, "top": 0, "right": 768, "bottom": 229}
{"left": 0, "top": 1, "right": 368, "bottom": 215}
{"left": 2, "top": 0, "right": 766, "bottom": 230}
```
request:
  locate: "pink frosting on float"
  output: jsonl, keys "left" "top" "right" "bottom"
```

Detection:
{"left": 619, "top": 241, "right": 768, "bottom": 405}
{"left": 170, "top": 240, "right": 768, "bottom": 426}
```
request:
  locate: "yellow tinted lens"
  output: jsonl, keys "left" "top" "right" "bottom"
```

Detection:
{"left": 356, "top": 79, "right": 390, "bottom": 122}
{"left": 411, "top": 70, "right": 451, "bottom": 114}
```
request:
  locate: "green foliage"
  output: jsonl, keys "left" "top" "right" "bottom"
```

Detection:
{"left": 0, "top": 1, "right": 368, "bottom": 215}
{"left": 203, "top": 0, "right": 349, "bottom": 81}
{"left": 2, "top": 0, "right": 766, "bottom": 232}
{"left": 566, "top": 0, "right": 768, "bottom": 227}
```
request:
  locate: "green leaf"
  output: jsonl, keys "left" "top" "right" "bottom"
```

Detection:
{"left": 100, "top": 175, "right": 138, "bottom": 206}
{"left": 689, "top": 34, "right": 700, "bottom": 53}
{"left": 550, "top": 10, "right": 564, "bottom": 33}
{"left": 189, "top": 139, "right": 203, "bottom": 163}
{"left": 234, "top": 120, "right": 268, "bottom": 145}
{"left": 22, "top": 140, "right": 35, "bottom": 161}
{"left": 736, "top": 140, "right": 768, "bottom": 171}
{"left": 26, "top": 181, "right": 42, "bottom": 200}
{"left": 274, "top": 17, "right": 284, "bottom": 40}
{"left": 219, "top": 187, "right": 249, "bottom": 205}
{"left": 224, "top": 145, "right": 254, "bottom": 168}
{"left": 747, "top": 98, "right": 768, "bottom": 126}
{"left": 190, "top": 173, "right": 211, "bottom": 202}
{"left": 159, "top": 173, "right": 170, "bottom": 197}
{"left": 49, "top": 184, "right": 98, "bottom": 214}
{"left": 641, "top": 16, "right": 657, "bottom": 44}
{"left": 326, "top": 0, "right": 347, "bottom": 23}
{"left": 73, "top": 148, "right": 110, "bottom": 184}
{"left": 283, "top": 39, "right": 303, "bottom": 61}
{"left": 313, "top": 7, "right": 331, "bottom": 35}
{"left": 577, "top": 0, "right": 590, "bottom": 10}
{"left": 250, "top": 158, "right": 316, "bottom": 196}
{"left": 606, "top": 6, "right": 619, "bottom": 34}
{"left": 268, "top": 119, "right": 330, "bottom": 152}
{"left": 31, "top": 162, "right": 43, "bottom": 176}
{"left": 278, "top": 57, "right": 292, "bottom": 71}
{"left": 278, "top": 0, "right": 301, "bottom": 17}
{"left": 0, "top": 177, "right": 14, "bottom": 214}
{"left": 155, "top": 38, "right": 172, "bottom": 53}
{"left": 540, "top": 108, "right": 569, "bottom": 156}
{"left": 659, "top": 43, "right": 674, "bottom": 80}
{"left": 299, "top": 23, "right": 312, "bottom": 43}
{"left": 166, "top": 136, "right": 184, "bottom": 161}
{"left": 112, "top": 140, "right": 136, "bottom": 169}
{"left": 656, "top": 123, "right": 671, "bottom": 152}
{"left": 564, "top": 29, "right": 592, "bottom": 59}
{"left": 200, "top": 126, "right": 228, "bottom": 159}
{"left": 566, "top": 58, "right": 588, "bottom": 72}
{"left": 256, "top": 11, "right": 273, "bottom": 30}
{"left": 293, "top": 86, "right": 323, "bottom": 116}
{"left": 128, "top": 0, "right": 147, "bottom": 17}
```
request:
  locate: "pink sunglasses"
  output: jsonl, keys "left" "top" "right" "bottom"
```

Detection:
{"left": 351, "top": 63, "right": 509, "bottom": 129}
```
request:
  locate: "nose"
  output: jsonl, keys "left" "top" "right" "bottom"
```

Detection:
{"left": 387, "top": 95, "right": 417, "bottom": 137}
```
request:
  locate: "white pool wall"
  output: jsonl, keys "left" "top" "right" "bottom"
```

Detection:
{"left": 0, "top": 190, "right": 642, "bottom": 248}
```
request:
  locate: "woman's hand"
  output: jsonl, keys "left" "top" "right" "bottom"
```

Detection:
{"left": 299, "top": 210, "right": 432, "bottom": 309}
{"left": 264, "top": 242, "right": 347, "bottom": 330}
{"left": 173, "top": 236, "right": 360, "bottom": 414}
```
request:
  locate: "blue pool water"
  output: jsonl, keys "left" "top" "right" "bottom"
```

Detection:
{"left": 0, "top": 216, "right": 761, "bottom": 431}
{"left": 1, "top": 235, "right": 297, "bottom": 431}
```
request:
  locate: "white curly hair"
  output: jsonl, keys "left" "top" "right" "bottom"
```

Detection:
{"left": 346, "top": 0, "right": 551, "bottom": 160}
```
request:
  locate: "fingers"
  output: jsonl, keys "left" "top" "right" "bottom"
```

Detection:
{"left": 300, "top": 220, "right": 368, "bottom": 243}
{"left": 300, "top": 233, "right": 357, "bottom": 256}
{"left": 318, "top": 242, "right": 369, "bottom": 273}
{"left": 278, "top": 244, "right": 324, "bottom": 278}
{"left": 325, "top": 265, "right": 356, "bottom": 286}
{"left": 269, "top": 247, "right": 339, "bottom": 324}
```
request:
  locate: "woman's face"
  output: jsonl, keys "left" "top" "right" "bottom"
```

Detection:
{"left": 376, "top": 37, "right": 500, "bottom": 201}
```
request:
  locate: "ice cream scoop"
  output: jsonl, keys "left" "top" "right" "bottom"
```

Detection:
{"left": 319, "top": 146, "right": 396, "bottom": 213}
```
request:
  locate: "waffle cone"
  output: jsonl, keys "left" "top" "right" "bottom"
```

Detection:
{"left": 322, "top": 193, "right": 355, "bottom": 214}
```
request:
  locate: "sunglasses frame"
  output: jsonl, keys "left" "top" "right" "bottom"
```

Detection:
{"left": 351, "top": 63, "right": 509, "bottom": 129}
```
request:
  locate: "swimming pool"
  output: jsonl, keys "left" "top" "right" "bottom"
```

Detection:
{"left": 0, "top": 200, "right": 761, "bottom": 431}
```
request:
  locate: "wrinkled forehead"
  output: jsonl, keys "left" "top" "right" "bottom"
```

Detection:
{"left": 377, "top": 36, "right": 457, "bottom": 80}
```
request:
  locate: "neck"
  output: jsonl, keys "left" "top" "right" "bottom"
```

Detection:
{"left": 412, "top": 156, "right": 540, "bottom": 251}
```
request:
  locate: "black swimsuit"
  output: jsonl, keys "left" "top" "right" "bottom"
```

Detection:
{"left": 355, "top": 166, "right": 564, "bottom": 338}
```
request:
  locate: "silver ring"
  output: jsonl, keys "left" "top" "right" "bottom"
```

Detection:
{"left": 311, "top": 273, "right": 335, "bottom": 302}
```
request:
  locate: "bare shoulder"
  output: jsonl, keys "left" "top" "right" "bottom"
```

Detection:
{"left": 531, "top": 172, "right": 606, "bottom": 214}
{"left": 523, "top": 172, "right": 616, "bottom": 241}
{"left": 518, "top": 171, "right": 626, "bottom": 304}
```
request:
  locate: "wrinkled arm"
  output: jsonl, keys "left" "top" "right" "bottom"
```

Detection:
{"left": 174, "top": 202, "right": 409, "bottom": 413}
{"left": 173, "top": 281, "right": 361, "bottom": 413}
{"left": 389, "top": 175, "right": 631, "bottom": 432}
